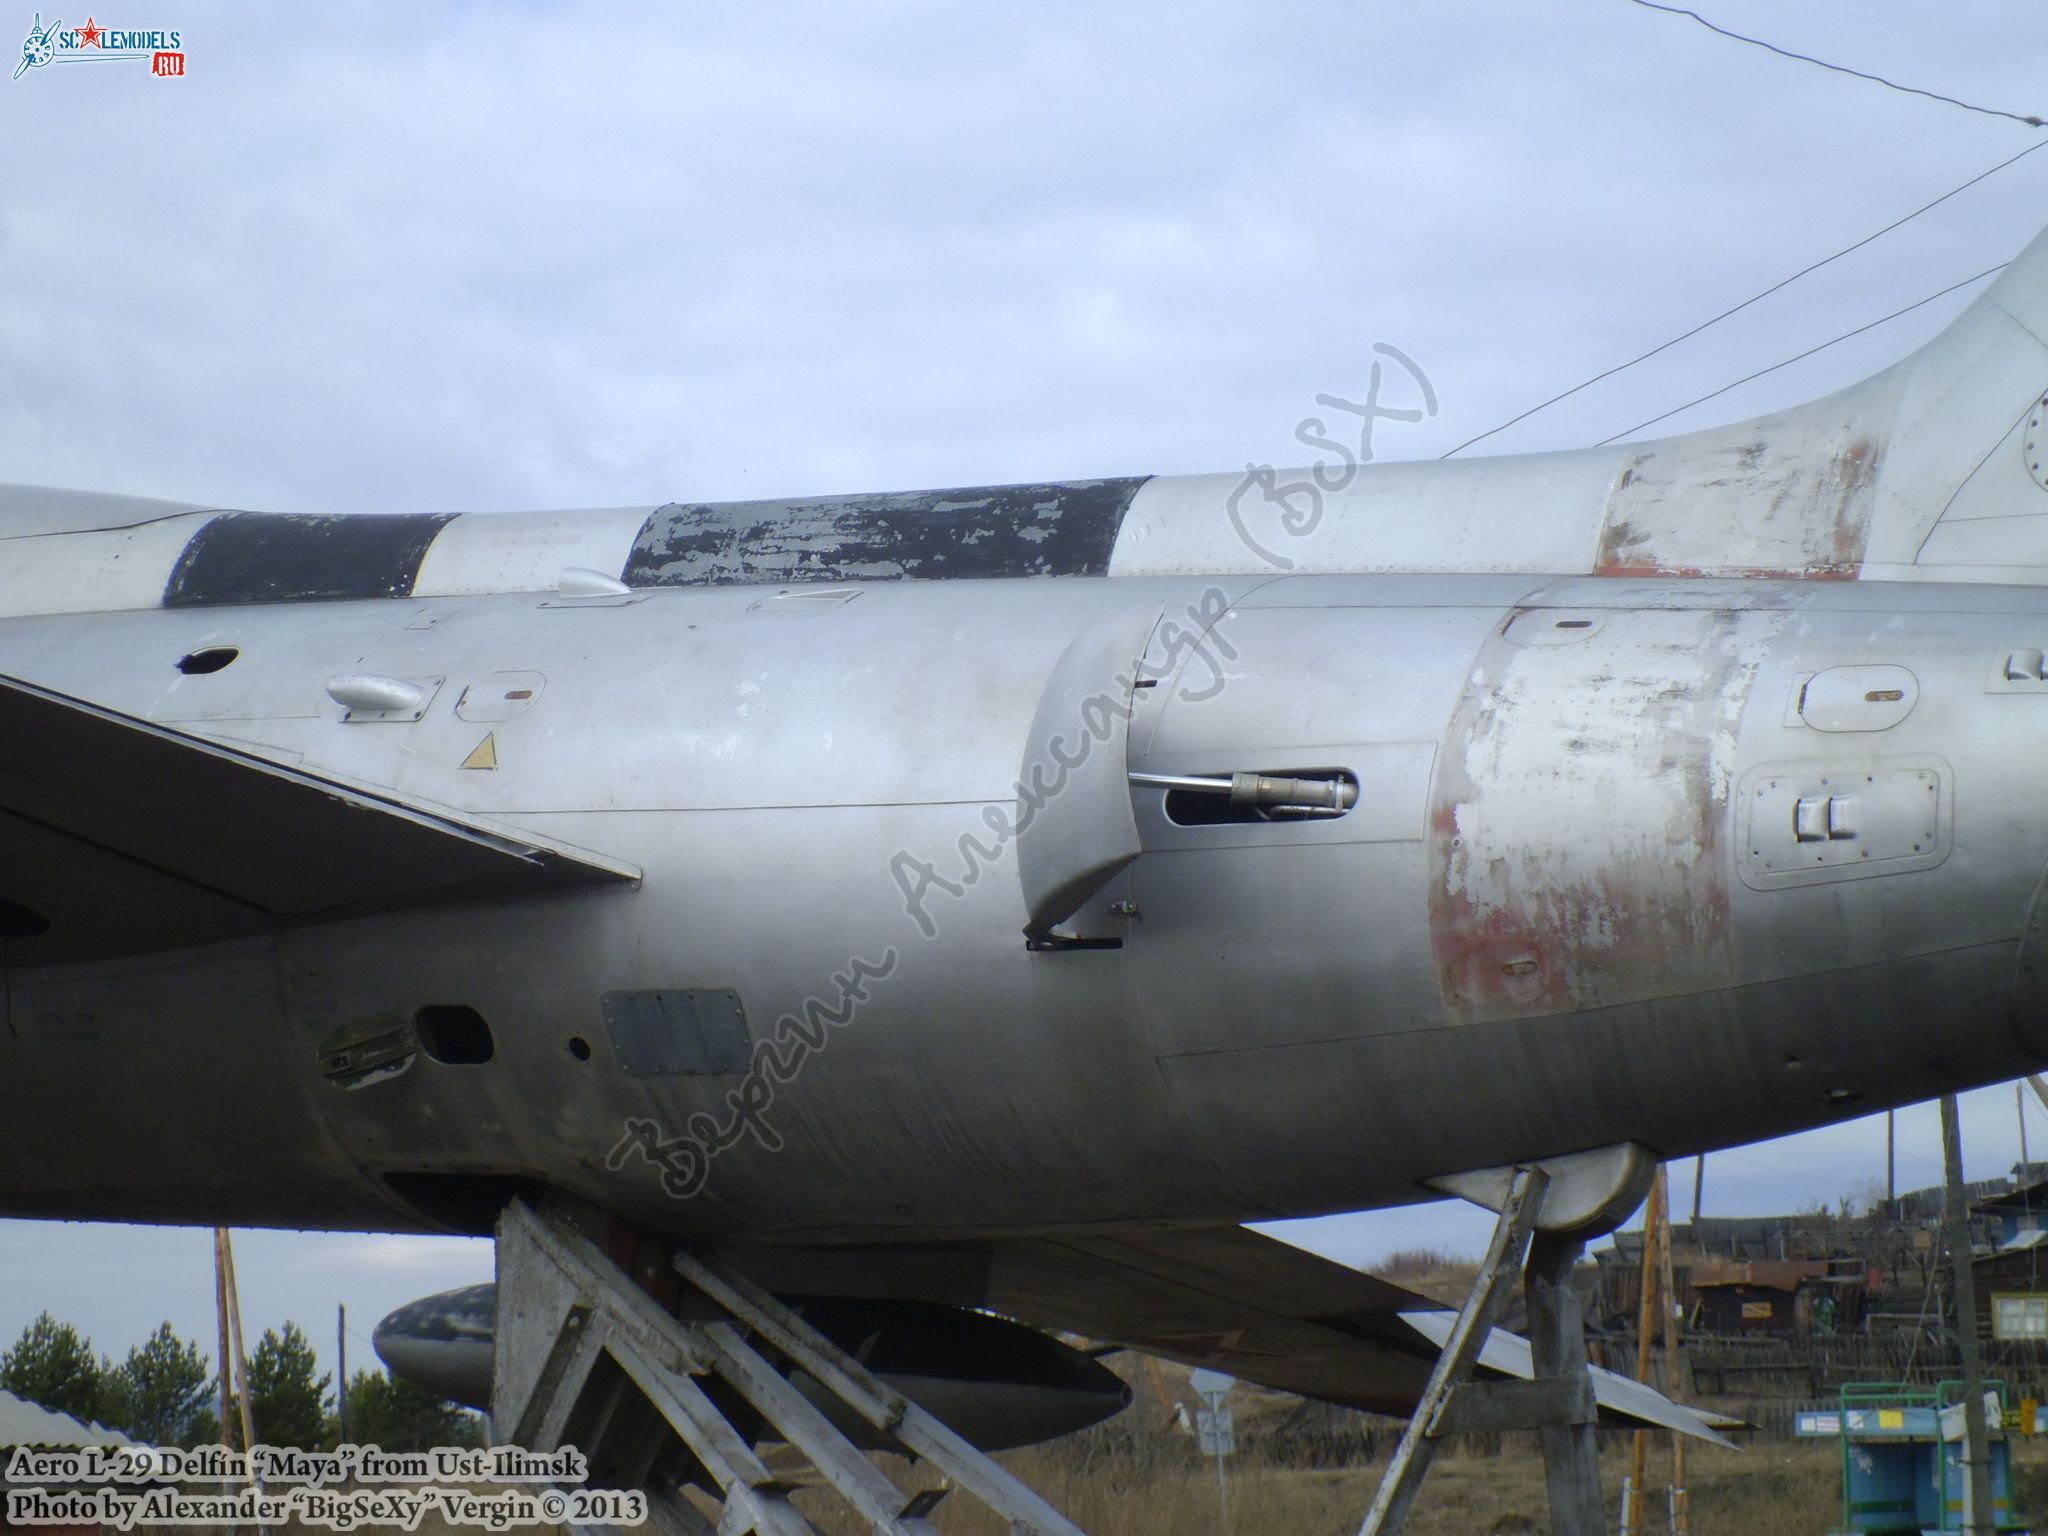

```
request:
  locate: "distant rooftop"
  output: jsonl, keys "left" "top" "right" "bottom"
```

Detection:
{"left": 0, "top": 1389, "right": 133, "bottom": 1453}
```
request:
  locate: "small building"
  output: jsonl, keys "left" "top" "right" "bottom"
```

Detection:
{"left": 1970, "top": 1232, "right": 2048, "bottom": 1342}
{"left": 0, "top": 1390, "right": 131, "bottom": 1454}
{"left": 1691, "top": 1259, "right": 1832, "bottom": 1334}
{"left": 0, "top": 1389, "right": 135, "bottom": 1536}
{"left": 1973, "top": 1177, "right": 2048, "bottom": 1251}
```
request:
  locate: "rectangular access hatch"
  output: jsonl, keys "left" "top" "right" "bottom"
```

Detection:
{"left": 1737, "top": 760, "right": 1949, "bottom": 890}
{"left": 602, "top": 989, "right": 752, "bottom": 1077}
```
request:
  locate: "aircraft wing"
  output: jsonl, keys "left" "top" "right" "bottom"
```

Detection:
{"left": 976, "top": 1223, "right": 1735, "bottom": 1445}
{"left": 0, "top": 673, "right": 638, "bottom": 966}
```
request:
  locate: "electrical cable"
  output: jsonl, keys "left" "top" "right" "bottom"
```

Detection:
{"left": 1592, "top": 263, "right": 2005, "bottom": 445}
{"left": 1441, "top": 139, "right": 2048, "bottom": 457}
{"left": 1628, "top": 0, "right": 2046, "bottom": 128}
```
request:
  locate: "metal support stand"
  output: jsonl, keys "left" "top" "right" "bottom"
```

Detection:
{"left": 1525, "top": 1230, "right": 1604, "bottom": 1536}
{"left": 491, "top": 1200, "right": 1087, "bottom": 1536}
{"left": 1356, "top": 1166, "right": 1609, "bottom": 1536}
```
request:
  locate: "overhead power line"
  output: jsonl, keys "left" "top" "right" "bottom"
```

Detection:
{"left": 1440, "top": 137, "right": 2048, "bottom": 458}
{"left": 1592, "top": 263, "right": 2006, "bottom": 445}
{"left": 1628, "top": 0, "right": 2046, "bottom": 128}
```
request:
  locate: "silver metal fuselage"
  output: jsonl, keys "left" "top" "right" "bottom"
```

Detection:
{"left": 4, "top": 570, "right": 2045, "bottom": 1242}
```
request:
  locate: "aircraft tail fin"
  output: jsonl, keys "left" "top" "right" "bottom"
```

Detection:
{"left": 1112, "top": 217, "right": 2048, "bottom": 585}
{"left": 1593, "top": 220, "right": 2048, "bottom": 582}
{"left": 1857, "top": 219, "right": 2048, "bottom": 576}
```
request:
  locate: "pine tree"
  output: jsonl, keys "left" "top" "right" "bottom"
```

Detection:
{"left": 336, "top": 1369, "right": 482, "bottom": 1452}
{"left": 245, "top": 1322, "right": 330, "bottom": 1449}
{"left": 100, "top": 1323, "right": 214, "bottom": 1446}
{"left": 0, "top": 1313, "right": 102, "bottom": 1425}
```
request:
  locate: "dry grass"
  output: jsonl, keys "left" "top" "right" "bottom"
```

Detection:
{"left": 126, "top": 1436, "right": 2048, "bottom": 1535}
{"left": 787, "top": 1347, "right": 2048, "bottom": 1534}
{"left": 1376, "top": 1249, "right": 1488, "bottom": 1309}
{"left": 795, "top": 1434, "right": 2048, "bottom": 1536}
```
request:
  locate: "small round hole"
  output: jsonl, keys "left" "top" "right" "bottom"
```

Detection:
{"left": 177, "top": 646, "right": 239, "bottom": 675}
{"left": 566, "top": 1036, "right": 592, "bottom": 1062}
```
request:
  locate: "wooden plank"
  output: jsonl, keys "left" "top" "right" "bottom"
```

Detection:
{"left": 605, "top": 1336, "right": 813, "bottom": 1536}
{"left": 1356, "top": 1167, "right": 1548, "bottom": 1536}
{"left": 676, "top": 1250, "right": 1089, "bottom": 1536}
{"left": 673, "top": 1248, "right": 906, "bottom": 1432}
{"left": 687, "top": 1322, "right": 933, "bottom": 1536}
{"left": 1430, "top": 1376, "right": 1596, "bottom": 1437}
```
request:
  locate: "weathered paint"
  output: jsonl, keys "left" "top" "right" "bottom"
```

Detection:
{"left": 9, "top": 214, "right": 2048, "bottom": 623}
{"left": 1596, "top": 432, "right": 1885, "bottom": 580}
{"left": 163, "top": 511, "right": 456, "bottom": 607}
{"left": 624, "top": 478, "right": 1147, "bottom": 587}
{"left": 1429, "top": 605, "right": 1778, "bottom": 1025}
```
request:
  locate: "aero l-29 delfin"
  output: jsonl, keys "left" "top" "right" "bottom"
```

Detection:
{"left": 8, "top": 221, "right": 2048, "bottom": 1465}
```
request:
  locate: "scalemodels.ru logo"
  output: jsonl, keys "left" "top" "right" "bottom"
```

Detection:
{"left": 14, "top": 13, "right": 185, "bottom": 79}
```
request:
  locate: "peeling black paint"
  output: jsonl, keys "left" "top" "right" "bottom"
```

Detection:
{"left": 163, "top": 512, "right": 456, "bottom": 608}
{"left": 624, "top": 477, "right": 1149, "bottom": 587}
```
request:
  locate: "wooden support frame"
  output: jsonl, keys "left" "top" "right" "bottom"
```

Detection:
{"left": 1357, "top": 1167, "right": 1549, "bottom": 1536}
{"left": 491, "top": 1200, "right": 1089, "bottom": 1536}
{"left": 1355, "top": 1165, "right": 1615, "bottom": 1536}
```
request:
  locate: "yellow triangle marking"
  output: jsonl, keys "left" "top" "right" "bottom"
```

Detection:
{"left": 461, "top": 733, "right": 498, "bottom": 771}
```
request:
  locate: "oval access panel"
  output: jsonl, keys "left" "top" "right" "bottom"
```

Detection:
{"left": 1502, "top": 610, "right": 1606, "bottom": 646}
{"left": 1799, "top": 665, "right": 1918, "bottom": 733}
{"left": 456, "top": 671, "right": 546, "bottom": 723}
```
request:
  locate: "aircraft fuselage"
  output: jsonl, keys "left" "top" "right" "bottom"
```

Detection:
{"left": 3, "top": 570, "right": 2044, "bottom": 1241}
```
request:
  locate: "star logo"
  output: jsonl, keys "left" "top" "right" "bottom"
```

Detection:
{"left": 75, "top": 16, "right": 100, "bottom": 46}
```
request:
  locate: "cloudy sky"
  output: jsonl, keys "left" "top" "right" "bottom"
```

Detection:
{"left": 5, "top": 1, "right": 2048, "bottom": 1392}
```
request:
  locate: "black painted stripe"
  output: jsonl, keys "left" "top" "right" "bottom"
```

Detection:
{"left": 623, "top": 477, "right": 1150, "bottom": 588}
{"left": 162, "top": 512, "right": 458, "bottom": 608}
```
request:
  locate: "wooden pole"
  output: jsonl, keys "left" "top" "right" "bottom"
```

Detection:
{"left": 337, "top": 1304, "right": 349, "bottom": 1445}
{"left": 1621, "top": 1172, "right": 1664, "bottom": 1536}
{"left": 211, "top": 1226, "right": 240, "bottom": 1536}
{"left": 1887, "top": 1109, "right": 1897, "bottom": 1216}
{"left": 1654, "top": 1166, "right": 1690, "bottom": 1535}
{"left": 219, "top": 1229, "right": 259, "bottom": 1467}
{"left": 2020, "top": 1083, "right": 2032, "bottom": 1171}
{"left": 212, "top": 1229, "right": 235, "bottom": 1451}
{"left": 1940, "top": 1093, "right": 1995, "bottom": 1534}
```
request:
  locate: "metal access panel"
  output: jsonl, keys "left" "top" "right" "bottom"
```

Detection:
{"left": 1737, "top": 760, "right": 1950, "bottom": 891}
{"left": 601, "top": 988, "right": 752, "bottom": 1077}
{"left": 1014, "top": 600, "right": 1163, "bottom": 937}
